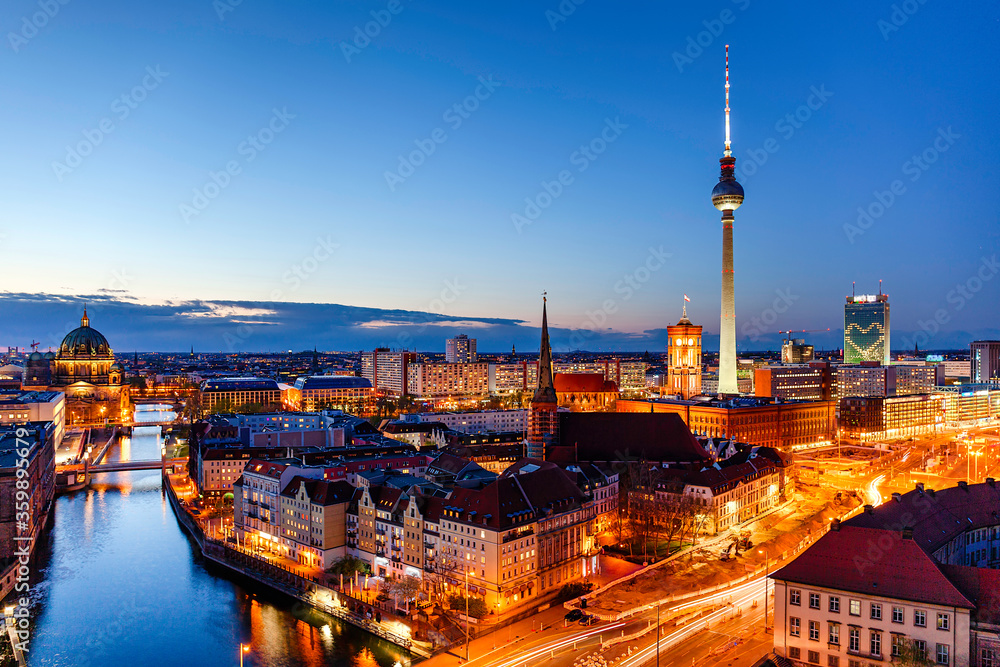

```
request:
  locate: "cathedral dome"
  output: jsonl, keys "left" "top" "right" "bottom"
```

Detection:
{"left": 29, "top": 352, "right": 43, "bottom": 361}
{"left": 59, "top": 309, "right": 112, "bottom": 358}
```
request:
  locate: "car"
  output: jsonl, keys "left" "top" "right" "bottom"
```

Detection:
{"left": 578, "top": 615, "right": 598, "bottom": 626}
{"left": 565, "top": 609, "right": 584, "bottom": 622}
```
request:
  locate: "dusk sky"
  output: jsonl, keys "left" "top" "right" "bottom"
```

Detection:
{"left": 3, "top": 1, "right": 998, "bottom": 352}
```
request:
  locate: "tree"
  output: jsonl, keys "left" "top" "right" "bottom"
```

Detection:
{"left": 892, "top": 637, "right": 933, "bottom": 666}
{"left": 447, "top": 594, "right": 487, "bottom": 619}
{"left": 390, "top": 575, "right": 422, "bottom": 611}
{"left": 326, "top": 556, "right": 371, "bottom": 577}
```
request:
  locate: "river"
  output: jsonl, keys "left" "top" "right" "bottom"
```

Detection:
{"left": 22, "top": 405, "right": 412, "bottom": 667}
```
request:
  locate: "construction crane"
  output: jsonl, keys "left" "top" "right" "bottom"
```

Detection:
{"left": 778, "top": 328, "right": 830, "bottom": 342}
{"left": 30, "top": 340, "right": 40, "bottom": 351}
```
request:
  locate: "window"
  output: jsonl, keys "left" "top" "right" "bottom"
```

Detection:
{"left": 892, "top": 634, "right": 903, "bottom": 657}
{"left": 810, "top": 592, "right": 821, "bottom": 609}
{"left": 829, "top": 596, "right": 840, "bottom": 613}
{"left": 936, "top": 643, "right": 949, "bottom": 665}
{"left": 790, "top": 617, "right": 801, "bottom": 637}
{"left": 849, "top": 628, "right": 860, "bottom": 652}
{"left": 828, "top": 623, "right": 840, "bottom": 645}
{"left": 789, "top": 647, "right": 801, "bottom": 660}
{"left": 937, "top": 613, "right": 949, "bottom": 631}
{"left": 892, "top": 606, "right": 904, "bottom": 624}
{"left": 915, "top": 610, "right": 927, "bottom": 627}
{"left": 808, "top": 650, "right": 820, "bottom": 664}
{"left": 870, "top": 631, "right": 882, "bottom": 657}
{"left": 790, "top": 589, "right": 801, "bottom": 606}
{"left": 914, "top": 640, "right": 928, "bottom": 660}
{"left": 870, "top": 603, "right": 882, "bottom": 620}
{"left": 982, "top": 648, "right": 997, "bottom": 667}
{"left": 827, "top": 656, "right": 839, "bottom": 667}
{"left": 809, "top": 620, "right": 820, "bottom": 641}
{"left": 849, "top": 599, "right": 861, "bottom": 616}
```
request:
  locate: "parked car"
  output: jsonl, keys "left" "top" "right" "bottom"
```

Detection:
{"left": 578, "top": 614, "right": 598, "bottom": 626}
{"left": 565, "top": 609, "right": 584, "bottom": 622}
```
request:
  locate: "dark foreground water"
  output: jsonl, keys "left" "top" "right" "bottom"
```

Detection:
{"left": 23, "top": 406, "right": 411, "bottom": 667}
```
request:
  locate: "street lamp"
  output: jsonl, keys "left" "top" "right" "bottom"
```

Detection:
{"left": 758, "top": 547, "right": 770, "bottom": 632}
{"left": 239, "top": 643, "right": 250, "bottom": 667}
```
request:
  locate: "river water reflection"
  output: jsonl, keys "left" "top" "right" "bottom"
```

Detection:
{"left": 23, "top": 405, "right": 411, "bottom": 667}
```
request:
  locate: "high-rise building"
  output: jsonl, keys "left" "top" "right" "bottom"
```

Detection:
{"left": 526, "top": 298, "right": 559, "bottom": 460}
{"left": 666, "top": 303, "right": 702, "bottom": 398}
{"left": 710, "top": 46, "right": 745, "bottom": 395}
{"left": 781, "top": 339, "right": 814, "bottom": 364}
{"left": 754, "top": 364, "right": 831, "bottom": 401}
{"left": 844, "top": 292, "right": 890, "bottom": 364}
{"left": 971, "top": 340, "right": 1000, "bottom": 383}
{"left": 360, "top": 349, "right": 416, "bottom": 396}
{"left": 445, "top": 334, "right": 477, "bottom": 363}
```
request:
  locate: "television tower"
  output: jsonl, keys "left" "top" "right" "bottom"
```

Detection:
{"left": 711, "top": 45, "right": 744, "bottom": 395}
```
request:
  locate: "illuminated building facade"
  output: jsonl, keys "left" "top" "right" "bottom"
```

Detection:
{"left": 617, "top": 397, "right": 836, "bottom": 451}
{"left": 838, "top": 394, "right": 944, "bottom": 443}
{"left": 754, "top": 365, "right": 831, "bottom": 401}
{"left": 489, "top": 360, "right": 647, "bottom": 395}
{"left": 22, "top": 309, "right": 130, "bottom": 425}
{"left": 286, "top": 375, "right": 374, "bottom": 412}
{"left": 406, "top": 361, "right": 489, "bottom": 398}
{"left": 781, "top": 339, "right": 814, "bottom": 364}
{"left": 445, "top": 335, "right": 477, "bottom": 363}
{"left": 666, "top": 305, "right": 703, "bottom": 399}
{"left": 971, "top": 340, "right": 1000, "bottom": 383}
{"left": 361, "top": 349, "right": 416, "bottom": 396}
{"left": 199, "top": 377, "right": 282, "bottom": 414}
{"left": 844, "top": 293, "right": 890, "bottom": 364}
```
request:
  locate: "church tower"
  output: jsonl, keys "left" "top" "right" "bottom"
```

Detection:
{"left": 666, "top": 298, "right": 703, "bottom": 399}
{"left": 526, "top": 296, "right": 559, "bottom": 460}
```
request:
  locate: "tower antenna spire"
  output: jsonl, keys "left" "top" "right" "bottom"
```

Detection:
{"left": 724, "top": 44, "right": 731, "bottom": 157}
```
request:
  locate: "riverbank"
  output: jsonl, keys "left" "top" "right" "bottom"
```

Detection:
{"left": 162, "top": 470, "right": 431, "bottom": 659}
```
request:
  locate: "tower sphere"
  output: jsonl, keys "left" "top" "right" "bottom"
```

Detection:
{"left": 712, "top": 178, "right": 744, "bottom": 212}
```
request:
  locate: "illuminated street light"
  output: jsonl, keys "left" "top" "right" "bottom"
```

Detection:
{"left": 240, "top": 643, "right": 250, "bottom": 667}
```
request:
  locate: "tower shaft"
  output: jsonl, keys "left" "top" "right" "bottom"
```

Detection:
{"left": 719, "top": 215, "right": 738, "bottom": 394}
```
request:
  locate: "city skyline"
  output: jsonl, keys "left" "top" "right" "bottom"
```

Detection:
{"left": 3, "top": 1, "right": 998, "bottom": 350}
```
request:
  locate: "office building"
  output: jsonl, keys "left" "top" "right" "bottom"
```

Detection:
{"left": 971, "top": 341, "right": 1000, "bottom": 383}
{"left": 445, "top": 335, "right": 477, "bottom": 364}
{"left": 755, "top": 365, "right": 831, "bottom": 401}
{"left": 844, "top": 292, "right": 890, "bottom": 365}
{"left": 839, "top": 394, "right": 944, "bottom": 443}
{"left": 489, "top": 360, "right": 647, "bottom": 395}
{"left": 286, "top": 376, "right": 374, "bottom": 412}
{"left": 781, "top": 339, "right": 814, "bottom": 364}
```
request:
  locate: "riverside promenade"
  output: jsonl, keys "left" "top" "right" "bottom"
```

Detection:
{"left": 163, "top": 471, "right": 431, "bottom": 658}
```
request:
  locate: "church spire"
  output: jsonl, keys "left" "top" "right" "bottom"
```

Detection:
{"left": 533, "top": 294, "right": 557, "bottom": 404}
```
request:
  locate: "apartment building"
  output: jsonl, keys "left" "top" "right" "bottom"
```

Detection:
{"left": 200, "top": 377, "right": 283, "bottom": 414}
{"left": 286, "top": 376, "right": 374, "bottom": 412}
{"left": 490, "top": 361, "right": 647, "bottom": 394}
{"left": 0, "top": 390, "right": 65, "bottom": 445}
{"left": 401, "top": 410, "right": 527, "bottom": 434}
{"left": 445, "top": 335, "right": 477, "bottom": 364}
{"left": 406, "top": 362, "right": 489, "bottom": 398}
{"left": 361, "top": 349, "right": 416, "bottom": 396}
{"left": 278, "top": 477, "right": 353, "bottom": 568}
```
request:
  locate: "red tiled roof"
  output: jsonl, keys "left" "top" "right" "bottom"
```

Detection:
{"left": 554, "top": 373, "right": 618, "bottom": 394}
{"left": 772, "top": 525, "right": 974, "bottom": 608}
{"left": 551, "top": 412, "right": 710, "bottom": 464}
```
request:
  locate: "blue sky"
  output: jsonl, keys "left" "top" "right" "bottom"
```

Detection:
{"left": 2, "top": 0, "right": 998, "bottom": 352}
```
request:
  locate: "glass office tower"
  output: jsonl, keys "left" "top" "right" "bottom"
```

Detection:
{"left": 844, "top": 294, "right": 890, "bottom": 364}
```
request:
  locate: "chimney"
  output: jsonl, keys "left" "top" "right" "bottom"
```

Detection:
{"left": 902, "top": 527, "right": 914, "bottom": 540}
{"left": 958, "top": 480, "right": 968, "bottom": 490}
{"left": 864, "top": 504, "right": 874, "bottom": 514}
{"left": 915, "top": 482, "right": 924, "bottom": 493}
{"left": 831, "top": 518, "right": 840, "bottom": 531}
{"left": 892, "top": 492, "right": 902, "bottom": 503}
